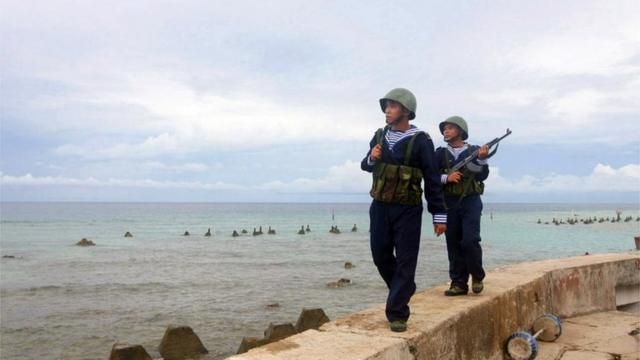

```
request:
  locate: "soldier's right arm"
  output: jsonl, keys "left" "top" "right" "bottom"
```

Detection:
{"left": 361, "top": 133, "right": 378, "bottom": 173}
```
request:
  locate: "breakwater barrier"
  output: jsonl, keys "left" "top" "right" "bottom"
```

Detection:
{"left": 228, "top": 252, "right": 640, "bottom": 359}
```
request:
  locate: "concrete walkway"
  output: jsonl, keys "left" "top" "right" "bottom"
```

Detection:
{"left": 537, "top": 310, "right": 639, "bottom": 360}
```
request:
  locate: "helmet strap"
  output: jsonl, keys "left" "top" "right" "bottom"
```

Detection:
{"left": 446, "top": 136, "right": 465, "bottom": 148}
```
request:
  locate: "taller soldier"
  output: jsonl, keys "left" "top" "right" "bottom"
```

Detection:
{"left": 361, "top": 88, "right": 447, "bottom": 332}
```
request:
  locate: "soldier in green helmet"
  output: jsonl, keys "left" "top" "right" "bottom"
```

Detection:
{"left": 435, "top": 116, "right": 490, "bottom": 296}
{"left": 361, "top": 88, "right": 447, "bottom": 332}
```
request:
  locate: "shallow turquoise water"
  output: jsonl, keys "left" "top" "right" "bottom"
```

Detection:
{"left": 1, "top": 202, "right": 638, "bottom": 359}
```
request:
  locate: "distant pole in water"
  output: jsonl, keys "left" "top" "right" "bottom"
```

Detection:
{"left": 332, "top": 208, "right": 335, "bottom": 221}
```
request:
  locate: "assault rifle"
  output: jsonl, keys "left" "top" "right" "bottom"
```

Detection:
{"left": 449, "top": 129, "right": 512, "bottom": 173}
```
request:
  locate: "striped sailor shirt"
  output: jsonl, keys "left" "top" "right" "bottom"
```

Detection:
{"left": 385, "top": 125, "right": 421, "bottom": 150}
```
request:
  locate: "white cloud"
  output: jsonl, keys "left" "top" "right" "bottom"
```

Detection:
{"left": 506, "top": 3, "right": 640, "bottom": 77}
{"left": 0, "top": 173, "right": 242, "bottom": 190}
{"left": 510, "top": 34, "right": 638, "bottom": 77}
{"left": 487, "top": 164, "right": 640, "bottom": 193}
{"left": 0, "top": 160, "right": 370, "bottom": 193}
{"left": 54, "top": 133, "right": 181, "bottom": 159}
{"left": 546, "top": 82, "right": 640, "bottom": 122}
{"left": 474, "top": 89, "right": 547, "bottom": 108}
{"left": 256, "top": 160, "right": 369, "bottom": 193}
{"left": 2, "top": 162, "right": 639, "bottom": 196}
{"left": 143, "top": 161, "right": 218, "bottom": 173}
{"left": 45, "top": 75, "right": 376, "bottom": 159}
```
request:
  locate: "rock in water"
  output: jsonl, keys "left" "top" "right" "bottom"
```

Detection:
{"left": 232, "top": 230, "right": 240, "bottom": 237}
{"left": 236, "top": 322, "right": 296, "bottom": 354}
{"left": 109, "top": 343, "right": 152, "bottom": 360}
{"left": 298, "top": 226, "right": 305, "bottom": 235}
{"left": 76, "top": 238, "right": 95, "bottom": 246}
{"left": 264, "top": 323, "right": 296, "bottom": 342}
{"left": 326, "top": 278, "right": 351, "bottom": 288}
{"left": 351, "top": 224, "right": 357, "bottom": 232}
{"left": 204, "top": 228, "right": 211, "bottom": 237}
{"left": 295, "top": 308, "right": 330, "bottom": 333}
{"left": 158, "top": 325, "right": 208, "bottom": 360}
{"left": 237, "top": 337, "right": 268, "bottom": 354}
{"left": 124, "top": 231, "right": 133, "bottom": 238}
{"left": 329, "top": 226, "right": 341, "bottom": 234}
{"left": 183, "top": 231, "right": 190, "bottom": 236}
{"left": 344, "top": 261, "right": 355, "bottom": 269}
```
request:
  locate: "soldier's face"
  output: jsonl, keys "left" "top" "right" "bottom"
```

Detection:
{"left": 384, "top": 100, "right": 408, "bottom": 124}
{"left": 443, "top": 123, "right": 461, "bottom": 142}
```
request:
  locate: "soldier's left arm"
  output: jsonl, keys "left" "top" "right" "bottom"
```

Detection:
{"left": 417, "top": 133, "right": 447, "bottom": 224}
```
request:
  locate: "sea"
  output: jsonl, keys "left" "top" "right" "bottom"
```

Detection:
{"left": 1, "top": 202, "right": 639, "bottom": 359}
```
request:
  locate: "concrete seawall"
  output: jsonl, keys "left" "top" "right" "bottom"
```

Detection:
{"left": 228, "top": 252, "right": 640, "bottom": 359}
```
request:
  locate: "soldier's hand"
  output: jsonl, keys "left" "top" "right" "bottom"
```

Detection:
{"left": 370, "top": 144, "right": 382, "bottom": 161}
{"left": 447, "top": 171, "right": 462, "bottom": 183}
{"left": 434, "top": 224, "right": 446, "bottom": 236}
{"left": 478, "top": 144, "right": 489, "bottom": 159}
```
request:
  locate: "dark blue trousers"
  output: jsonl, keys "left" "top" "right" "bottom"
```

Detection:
{"left": 445, "top": 194, "right": 485, "bottom": 290}
{"left": 369, "top": 200, "right": 423, "bottom": 322}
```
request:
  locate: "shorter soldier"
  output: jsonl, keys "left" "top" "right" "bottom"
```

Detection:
{"left": 435, "top": 116, "right": 489, "bottom": 296}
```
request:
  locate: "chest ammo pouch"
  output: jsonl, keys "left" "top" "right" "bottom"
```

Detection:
{"left": 443, "top": 148, "right": 484, "bottom": 198}
{"left": 369, "top": 128, "right": 424, "bottom": 206}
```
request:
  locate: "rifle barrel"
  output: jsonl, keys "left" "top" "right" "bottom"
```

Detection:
{"left": 449, "top": 129, "right": 511, "bottom": 173}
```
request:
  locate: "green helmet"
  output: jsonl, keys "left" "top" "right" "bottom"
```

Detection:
{"left": 439, "top": 116, "right": 469, "bottom": 140}
{"left": 379, "top": 88, "right": 417, "bottom": 120}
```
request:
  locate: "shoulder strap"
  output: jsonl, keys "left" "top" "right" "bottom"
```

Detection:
{"left": 375, "top": 126, "right": 390, "bottom": 146}
{"left": 403, "top": 131, "right": 424, "bottom": 166}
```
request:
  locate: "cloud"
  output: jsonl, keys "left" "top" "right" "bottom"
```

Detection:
{"left": 487, "top": 164, "right": 640, "bottom": 193}
{"left": 474, "top": 89, "right": 547, "bottom": 108}
{"left": 5, "top": 162, "right": 637, "bottom": 198}
{"left": 469, "top": 76, "right": 640, "bottom": 144}
{"left": 40, "top": 74, "right": 377, "bottom": 159}
{"left": 0, "top": 173, "right": 242, "bottom": 190}
{"left": 142, "top": 161, "right": 219, "bottom": 173}
{"left": 505, "top": 3, "right": 640, "bottom": 77}
{"left": 54, "top": 133, "right": 182, "bottom": 159}
{"left": 255, "top": 160, "right": 369, "bottom": 193}
{"left": 2, "top": 0, "right": 640, "bottom": 203}
{"left": 509, "top": 34, "right": 638, "bottom": 77}
{"left": 0, "top": 160, "right": 370, "bottom": 193}
{"left": 546, "top": 82, "right": 640, "bottom": 121}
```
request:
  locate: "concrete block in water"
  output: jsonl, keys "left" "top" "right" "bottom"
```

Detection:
{"left": 264, "top": 323, "right": 296, "bottom": 342}
{"left": 158, "top": 325, "right": 208, "bottom": 360}
{"left": 326, "top": 278, "right": 351, "bottom": 288}
{"left": 236, "top": 336, "right": 269, "bottom": 354}
{"left": 76, "top": 238, "right": 95, "bottom": 246}
{"left": 109, "top": 343, "right": 152, "bottom": 360}
{"left": 295, "top": 308, "right": 330, "bottom": 333}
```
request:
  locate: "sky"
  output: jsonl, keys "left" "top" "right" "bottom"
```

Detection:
{"left": 1, "top": 0, "right": 639, "bottom": 203}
